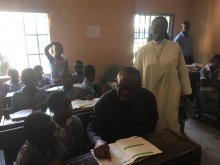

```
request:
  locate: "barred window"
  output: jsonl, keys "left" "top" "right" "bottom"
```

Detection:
{"left": 133, "top": 14, "right": 175, "bottom": 54}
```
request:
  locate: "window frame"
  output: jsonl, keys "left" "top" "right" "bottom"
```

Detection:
{"left": 0, "top": 12, "right": 50, "bottom": 76}
{"left": 133, "top": 13, "right": 175, "bottom": 54}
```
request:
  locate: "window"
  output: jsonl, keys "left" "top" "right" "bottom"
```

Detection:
{"left": 133, "top": 14, "right": 175, "bottom": 54}
{"left": 0, "top": 12, "right": 50, "bottom": 76}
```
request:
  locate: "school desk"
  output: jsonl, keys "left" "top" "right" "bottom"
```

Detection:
{"left": 66, "top": 129, "right": 201, "bottom": 165}
{"left": 0, "top": 106, "right": 95, "bottom": 165}
{"left": 0, "top": 98, "right": 98, "bottom": 131}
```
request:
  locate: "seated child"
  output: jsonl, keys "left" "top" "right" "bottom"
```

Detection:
{"left": 59, "top": 69, "right": 91, "bottom": 100}
{"left": 15, "top": 111, "right": 66, "bottom": 165}
{"left": 45, "top": 42, "right": 69, "bottom": 85}
{"left": 10, "top": 68, "right": 48, "bottom": 113}
{"left": 47, "top": 91, "right": 89, "bottom": 159}
{"left": 1, "top": 68, "right": 24, "bottom": 97}
{"left": 199, "top": 54, "right": 220, "bottom": 113}
{"left": 81, "top": 65, "right": 96, "bottom": 98}
{"left": 72, "top": 60, "right": 84, "bottom": 84}
{"left": 33, "top": 65, "right": 54, "bottom": 89}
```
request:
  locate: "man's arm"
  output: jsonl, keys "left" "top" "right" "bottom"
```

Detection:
{"left": 86, "top": 100, "right": 111, "bottom": 160}
{"left": 145, "top": 92, "right": 158, "bottom": 132}
{"left": 173, "top": 33, "right": 181, "bottom": 43}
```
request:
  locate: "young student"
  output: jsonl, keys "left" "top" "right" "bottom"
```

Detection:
{"left": 59, "top": 69, "right": 91, "bottom": 100}
{"left": 72, "top": 60, "right": 84, "bottom": 84}
{"left": 33, "top": 65, "right": 54, "bottom": 89}
{"left": 1, "top": 68, "right": 24, "bottom": 97}
{"left": 199, "top": 54, "right": 220, "bottom": 113}
{"left": 47, "top": 91, "right": 89, "bottom": 159}
{"left": 45, "top": 42, "right": 69, "bottom": 85}
{"left": 81, "top": 65, "right": 96, "bottom": 98}
{"left": 15, "top": 111, "right": 66, "bottom": 165}
{"left": 10, "top": 68, "right": 48, "bottom": 113}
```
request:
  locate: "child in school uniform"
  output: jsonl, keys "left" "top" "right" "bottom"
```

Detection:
{"left": 33, "top": 65, "right": 54, "bottom": 89}
{"left": 47, "top": 91, "right": 89, "bottom": 159}
{"left": 81, "top": 65, "right": 96, "bottom": 98}
{"left": 45, "top": 42, "right": 69, "bottom": 85}
{"left": 10, "top": 68, "right": 48, "bottom": 113}
{"left": 72, "top": 60, "right": 85, "bottom": 84}
{"left": 15, "top": 111, "right": 66, "bottom": 165}
{"left": 199, "top": 54, "right": 220, "bottom": 113}
{"left": 1, "top": 68, "right": 24, "bottom": 97}
{"left": 59, "top": 69, "right": 91, "bottom": 100}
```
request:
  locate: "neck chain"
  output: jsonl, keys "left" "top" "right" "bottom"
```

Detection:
{"left": 152, "top": 40, "right": 166, "bottom": 63}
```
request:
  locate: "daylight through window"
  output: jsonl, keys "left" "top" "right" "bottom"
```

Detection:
{"left": 0, "top": 12, "right": 50, "bottom": 76}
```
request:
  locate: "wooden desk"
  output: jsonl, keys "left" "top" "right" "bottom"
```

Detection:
{"left": 0, "top": 104, "right": 95, "bottom": 165}
{"left": 0, "top": 98, "right": 98, "bottom": 131}
{"left": 66, "top": 129, "right": 201, "bottom": 165}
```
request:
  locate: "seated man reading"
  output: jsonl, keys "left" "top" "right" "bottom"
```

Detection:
{"left": 86, "top": 66, "right": 158, "bottom": 160}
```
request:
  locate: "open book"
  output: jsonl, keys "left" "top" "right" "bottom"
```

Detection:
{"left": 71, "top": 98, "right": 99, "bottom": 109}
{"left": 10, "top": 109, "right": 33, "bottom": 121}
{"left": 92, "top": 136, "right": 162, "bottom": 165}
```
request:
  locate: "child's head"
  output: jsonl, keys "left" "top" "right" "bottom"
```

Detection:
{"left": 182, "top": 21, "right": 190, "bottom": 33}
{"left": 59, "top": 69, "right": 73, "bottom": 89}
{"left": 21, "top": 68, "right": 36, "bottom": 87}
{"left": 47, "top": 91, "right": 72, "bottom": 120}
{"left": 24, "top": 111, "right": 56, "bottom": 149}
{"left": 84, "top": 65, "right": 96, "bottom": 82}
{"left": 210, "top": 54, "right": 220, "bottom": 69}
{"left": 74, "top": 60, "right": 83, "bottom": 75}
{"left": 52, "top": 42, "right": 63, "bottom": 57}
{"left": 33, "top": 65, "right": 44, "bottom": 80}
{"left": 8, "top": 68, "right": 19, "bottom": 82}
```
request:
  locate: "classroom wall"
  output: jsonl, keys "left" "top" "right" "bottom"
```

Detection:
{"left": 189, "top": 0, "right": 220, "bottom": 64}
{"left": 0, "top": 0, "right": 191, "bottom": 87}
{"left": 2, "top": 0, "right": 220, "bottom": 97}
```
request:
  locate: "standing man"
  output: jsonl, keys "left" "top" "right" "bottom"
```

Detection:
{"left": 174, "top": 21, "right": 193, "bottom": 64}
{"left": 134, "top": 17, "right": 191, "bottom": 132}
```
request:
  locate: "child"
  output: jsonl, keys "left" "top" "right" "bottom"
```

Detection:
{"left": 1, "top": 68, "right": 24, "bottom": 97}
{"left": 10, "top": 68, "right": 48, "bottom": 113}
{"left": 199, "top": 54, "right": 220, "bottom": 113}
{"left": 33, "top": 65, "right": 54, "bottom": 89}
{"left": 72, "top": 60, "right": 84, "bottom": 84}
{"left": 45, "top": 42, "right": 69, "bottom": 85}
{"left": 59, "top": 69, "right": 91, "bottom": 100}
{"left": 81, "top": 65, "right": 96, "bottom": 98}
{"left": 47, "top": 91, "right": 89, "bottom": 159}
{"left": 15, "top": 111, "right": 66, "bottom": 165}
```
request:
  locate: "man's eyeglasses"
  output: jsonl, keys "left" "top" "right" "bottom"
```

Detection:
{"left": 116, "top": 83, "right": 140, "bottom": 93}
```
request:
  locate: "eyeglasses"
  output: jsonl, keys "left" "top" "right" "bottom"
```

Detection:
{"left": 116, "top": 83, "right": 140, "bottom": 93}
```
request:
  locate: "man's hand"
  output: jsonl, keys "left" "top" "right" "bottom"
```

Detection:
{"left": 94, "top": 139, "right": 111, "bottom": 161}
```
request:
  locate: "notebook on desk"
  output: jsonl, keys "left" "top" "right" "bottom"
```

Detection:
{"left": 46, "top": 86, "right": 63, "bottom": 92}
{"left": 6, "top": 92, "right": 15, "bottom": 98}
{"left": 71, "top": 98, "right": 99, "bottom": 109}
{"left": 9, "top": 109, "right": 33, "bottom": 121}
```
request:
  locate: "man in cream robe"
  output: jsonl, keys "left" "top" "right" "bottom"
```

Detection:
{"left": 134, "top": 17, "right": 191, "bottom": 132}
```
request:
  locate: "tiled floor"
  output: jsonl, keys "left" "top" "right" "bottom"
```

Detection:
{"left": 0, "top": 119, "right": 219, "bottom": 165}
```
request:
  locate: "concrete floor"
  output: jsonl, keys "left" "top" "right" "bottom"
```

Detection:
{"left": 183, "top": 119, "right": 220, "bottom": 165}
{"left": 0, "top": 119, "right": 219, "bottom": 165}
